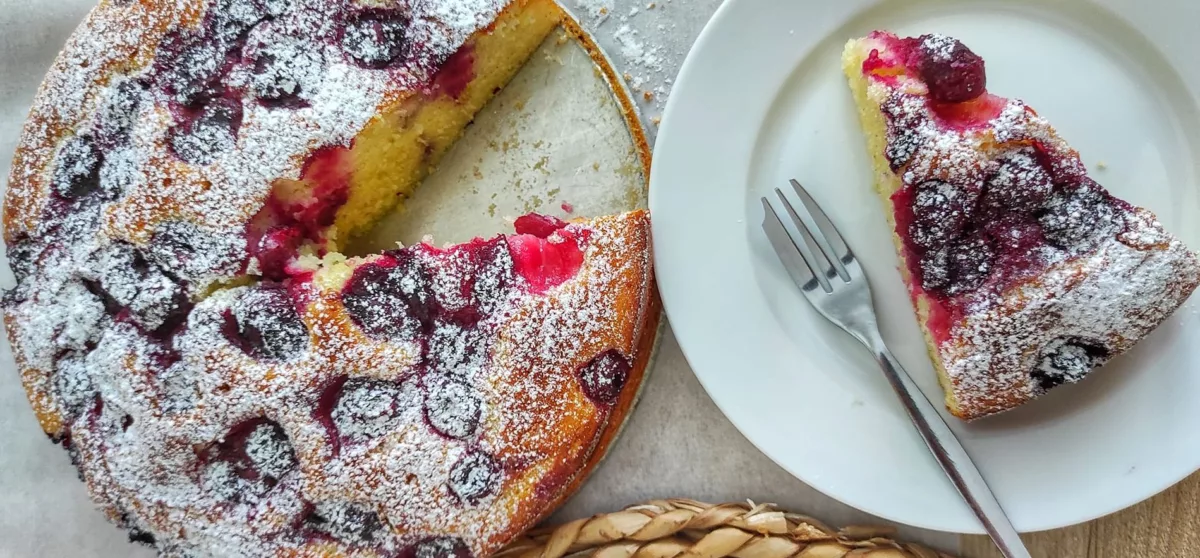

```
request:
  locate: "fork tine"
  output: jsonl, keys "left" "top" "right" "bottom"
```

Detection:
{"left": 775, "top": 188, "right": 839, "bottom": 287}
{"left": 760, "top": 198, "right": 826, "bottom": 293}
{"left": 789, "top": 179, "right": 852, "bottom": 281}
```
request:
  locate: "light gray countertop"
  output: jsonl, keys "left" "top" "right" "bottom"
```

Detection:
{"left": 0, "top": 1, "right": 957, "bottom": 555}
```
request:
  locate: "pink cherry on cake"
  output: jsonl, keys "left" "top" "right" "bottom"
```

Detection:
{"left": 507, "top": 215, "right": 586, "bottom": 293}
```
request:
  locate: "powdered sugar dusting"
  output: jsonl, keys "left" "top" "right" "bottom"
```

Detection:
{"left": 855, "top": 32, "right": 1200, "bottom": 419}
{"left": 3, "top": 0, "right": 654, "bottom": 555}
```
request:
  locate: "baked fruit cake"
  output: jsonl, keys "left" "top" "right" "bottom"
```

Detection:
{"left": 2, "top": 0, "right": 658, "bottom": 556}
{"left": 842, "top": 31, "right": 1200, "bottom": 420}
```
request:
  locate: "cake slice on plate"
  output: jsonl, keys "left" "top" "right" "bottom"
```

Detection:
{"left": 841, "top": 31, "right": 1200, "bottom": 420}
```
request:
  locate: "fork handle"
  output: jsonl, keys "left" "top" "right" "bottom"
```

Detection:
{"left": 869, "top": 337, "right": 1032, "bottom": 558}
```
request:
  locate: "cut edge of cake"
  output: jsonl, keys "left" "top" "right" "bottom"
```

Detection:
{"left": 841, "top": 38, "right": 962, "bottom": 416}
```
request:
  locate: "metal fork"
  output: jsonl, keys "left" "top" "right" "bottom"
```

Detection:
{"left": 761, "top": 179, "right": 1032, "bottom": 558}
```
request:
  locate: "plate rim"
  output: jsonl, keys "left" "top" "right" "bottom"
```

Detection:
{"left": 650, "top": 0, "right": 1200, "bottom": 534}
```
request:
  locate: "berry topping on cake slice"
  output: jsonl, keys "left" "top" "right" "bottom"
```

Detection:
{"left": 842, "top": 31, "right": 1200, "bottom": 420}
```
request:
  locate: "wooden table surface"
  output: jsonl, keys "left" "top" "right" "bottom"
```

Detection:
{"left": 961, "top": 472, "right": 1200, "bottom": 557}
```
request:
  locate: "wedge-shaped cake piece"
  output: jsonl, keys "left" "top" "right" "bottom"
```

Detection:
{"left": 842, "top": 31, "right": 1200, "bottom": 420}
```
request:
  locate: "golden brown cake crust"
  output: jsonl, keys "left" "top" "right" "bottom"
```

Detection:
{"left": 3, "top": 0, "right": 657, "bottom": 555}
{"left": 843, "top": 32, "right": 1200, "bottom": 420}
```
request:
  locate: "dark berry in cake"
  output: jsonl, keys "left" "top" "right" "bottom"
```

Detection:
{"left": 6, "top": 236, "right": 38, "bottom": 284}
{"left": 82, "top": 243, "right": 188, "bottom": 331}
{"left": 412, "top": 537, "right": 473, "bottom": 558}
{"left": 451, "top": 451, "right": 504, "bottom": 501}
{"left": 448, "top": 451, "right": 501, "bottom": 504}
{"left": 917, "top": 34, "right": 986, "bottom": 103}
{"left": 210, "top": 0, "right": 275, "bottom": 45}
{"left": 226, "top": 283, "right": 308, "bottom": 361}
{"left": 95, "top": 80, "right": 144, "bottom": 148}
{"left": 201, "top": 419, "right": 297, "bottom": 499}
{"left": 471, "top": 237, "right": 514, "bottom": 316}
{"left": 908, "top": 180, "right": 975, "bottom": 249}
{"left": 126, "top": 528, "right": 157, "bottom": 547}
{"left": 982, "top": 150, "right": 1054, "bottom": 214}
{"left": 51, "top": 135, "right": 104, "bottom": 200}
{"left": 577, "top": 349, "right": 631, "bottom": 404}
{"left": 330, "top": 378, "right": 406, "bottom": 442}
{"left": 919, "top": 247, "right": 950, "bottom": 291}
{"left": 424, "top": 377, "right": 481, "bottom": 440}
{"left": 425, "top": 322, "right": 486, "bottom": 377}
{"left": 303, "top": 501, "right": 384, "bottom": 543}
{"left": 168, "top": 97, "right": 243, "bottom": 165}
{"left": 880, "top": 93, "right": 926, "bottom": 170}
{"left": 247, "top": 37, "right": 324, "bottom": 106}
{"left": 1031, "top": 337, "right": 1109, "bottom": 391}
{"left": 54, "top": 354, "right": 97, "bottom": 423}
{"left": 157, "top": 34, "right": 227, "bottom": 106}
{"left": 342, "top": 10, "right": 409, "bottom": 68}
{"left": 1039, "top": 179, "right": 1125, "bottom": 253}
{"left": 944, "top": 234, "right": 993, "bottom": 295}
{"left": 342, "top": 252, "right": 433, "bottom": 338}
{"left": 147, "top": 220, "right": 245, "bottom": 281}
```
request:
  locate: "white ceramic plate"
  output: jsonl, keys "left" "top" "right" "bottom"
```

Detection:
{"left": 650, "top": 0, "right": 1200, "bottom": 534}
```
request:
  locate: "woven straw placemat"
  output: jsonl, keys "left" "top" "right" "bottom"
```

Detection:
{"left": 497, "top": 499, "right": 957, "bottom": 558}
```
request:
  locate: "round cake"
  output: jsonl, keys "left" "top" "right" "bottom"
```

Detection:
{"left": 2, "top": 0, "right": 658, "bottom": 556}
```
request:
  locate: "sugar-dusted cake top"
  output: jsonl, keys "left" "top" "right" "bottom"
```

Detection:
{"left": 6, "top": 0, "right": 508, "bottom": 287}
{"left": 848, "top": 31, "right": 1200, "bottom": 417}
{"left": 3, "top": 0, "right": 657, "bottom": 554}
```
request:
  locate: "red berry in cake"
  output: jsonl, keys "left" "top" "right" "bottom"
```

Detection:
{"left": 448, "top": 451, "right": 501, "bottom": 504}
{"left": 424, "top": 376, "right": 482, "bottom": 440}
{"left": 1038, "top": 179, "right": 1125, "bottom": 252}
{"left": 982, "top": 149, "right": 1054, "bottom": 214}
{"left": 51, "top": 135, "right": 105, "bottom": 200}
{"left": 981, "top": 214, "right": 1045, "bottom": 255}
{"left": 577, "top": 349, "right": 631, "bottom": 404}
{"left": 330, "top": 378, "right": 406, "bottom": 442}
{"left": 917, "top": 34, "right": 986, "bottom": 103}
{"left": 168, "top": 97, "right": 244, "bottom": 165}
{"left": 908, "top": 180, "right": 975, "bottom": 249}
{"left": 253, "top": 224, "right": 304, "bottom": 281}
{"left": 303, "top": 501, "right": 384, "bottom": 544}
{"left": 513, "top": 213, "right": 569, "bottom": 238}
{"left": 1031, "top": 337, "right": 1109, "bottom": 391}
{"left": 341, "top": 10, "right": 409, "bottom": 68}
{"left": 412, "top": 537, "right": 473, "bottom": 558}
{"left": 226, "top": 283, "right": 308, "bottom": 361}
{"left": 342, "top": 252, "right": 433, "bottom": 338}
